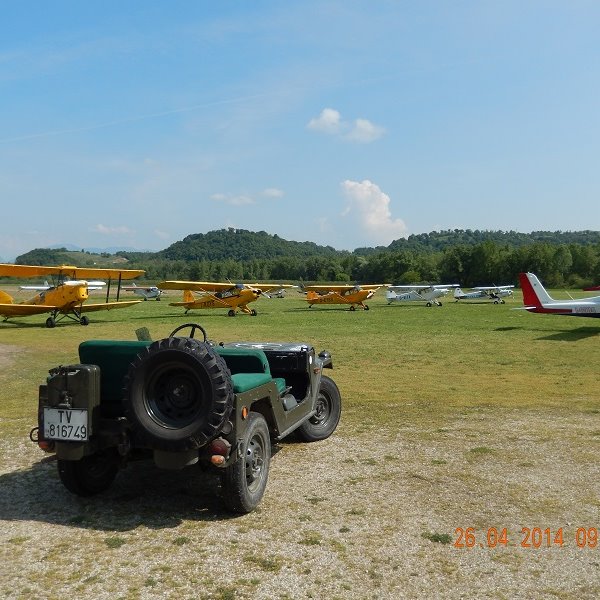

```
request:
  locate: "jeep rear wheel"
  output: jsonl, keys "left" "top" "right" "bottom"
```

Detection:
{"left": 296, "top": 375, "right": 341, "bottom": 442}
{"left": 221, "top": 412, "right": 271, "bottom": 513}
{"left": 58, "top": 450, "right": 119, "bottom": 496}
{"left": 124, "top": 337, "right": 234, "bottom": 452}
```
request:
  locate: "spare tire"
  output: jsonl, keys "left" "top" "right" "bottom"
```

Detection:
{"left": 124, "top": 337, "right": 234, "bottom": 452}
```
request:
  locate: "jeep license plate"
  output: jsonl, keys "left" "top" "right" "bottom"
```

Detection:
{"left": 43, "top": 408, "right": 89, "bottom": 441}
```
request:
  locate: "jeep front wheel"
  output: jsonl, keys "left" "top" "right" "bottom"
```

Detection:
{"left": 221, "top": 412, "right": 271, "bottom": 513}
{"left": 296, "top": 375, "right": 341, "bottom": 442}
{"left": 57, "top": 450, "right": 119, "bottom": 496}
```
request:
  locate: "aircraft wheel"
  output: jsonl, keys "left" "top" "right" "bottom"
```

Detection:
{"left": 349, "top": 305, "right": 356, "bottom": 312}
{"left": 250, "top": 309, "right": 257, "bottom": 316}
{"left": 58, "top": 450, "right": 119, "bottom": 497}
{"left": 296, "top": 376, "right": 342, "bottom": 442}
{"left": 426, "top": 302, "right": 432, "bottom": 307}
{"left": 45, "top": 317, "right": 56, "bottom": 328}
{"left": 143, "top": 297, "right": 148, "bottom": 301}
{"left": 221, "top": 412, "right": 270, "bottom": 514}
{"left": 227, "top": 309, "right": 236, "bottom": 317}
{"left": 80, "top": 316, "right": 90, "bottom": 326}
{"left": 364, "top": 305, "right": 370, "bottom": 311}
{"left": 124, "top": 337, "right": 234, "bottom": 452}
{"left": 438, "top": 302, "right": 443, "bottom": 307}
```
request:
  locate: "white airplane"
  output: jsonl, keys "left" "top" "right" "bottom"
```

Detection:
{"left": 120, "top": 283, "right": 163, "bottom": 300}
{"left": 20, "top": 280, "right": 106, "bottom": 291}
{"left": 519, "top": 272, "right": 600, "bottom": 318}
{"left": 454, "top": 285, "right": 514, "bottom": 304}
{"left": 386, "top": 283, "right": 459, "bottom": 307}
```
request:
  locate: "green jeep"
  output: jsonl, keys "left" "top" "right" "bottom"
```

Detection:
{"left": 32, "top": 324, "right": 341, "bottom": 513}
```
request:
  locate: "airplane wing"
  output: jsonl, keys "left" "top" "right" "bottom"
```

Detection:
{"left": 0, "top": 303, "right": 57, "bottom": 317}
{"left": 158, "top": 280, "right": 237, "bottom": 292}
{"left": 0, "top": 264, "right": 144, "bottom": 280}
{"left": 473, "top": 285, "right": 514, "bottom": 291}
{"left": 248, "top": 283, "right": 298, "bottom": 294}
{"left": 303, "top": 285, "right": 355, "bottom": 293}
{"left": 79, "top": 300, "right": 142, "bottom": 313}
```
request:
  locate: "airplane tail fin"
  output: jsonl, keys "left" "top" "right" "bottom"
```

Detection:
{"left": 454, "top": 288, "right": 463, "bottom": 298}
{"left": 306, "top": 291, "right": 319, "bottom": 301}
{"left": 519, "top": 272, "right": 553, "bottom": 308}
{"left": 0, "top": 290, "right": 14, "bottom": 304}
{"left": 183, "top": 290, "right": 195, "bottom": 303}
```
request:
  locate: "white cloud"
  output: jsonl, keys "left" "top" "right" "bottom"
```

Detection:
{"left": 340, "top": 179, "right": 407, "bottom": 245}
{"left": 154, "top": 229, "right": 170, "bottom": 240}
{"left": 344, "top": 118, "right": 386, "bottom": 143}
{"left": 307, "top": 108, "right": 385, "bottom": 143}
{"left": 93, "top": 224, "right": 134, "bottom": 235}
{"left": 262, "top": 187, "right": 284, "bottom": 198}
{"left": 307, "top": 108, "right": 342, "bottom": 134}
{"left": 210, "top": 193, "right": 254, "bottom": 206}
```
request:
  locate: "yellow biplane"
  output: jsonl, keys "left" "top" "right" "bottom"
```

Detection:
{"left": 304, "top": 284, "right": 383, "bottom": 311}
{"left": 159, "top": 281, "right": 296, "bottom": 317}
{"left": 0, "top": 264, "right": 145, "bottom": 327}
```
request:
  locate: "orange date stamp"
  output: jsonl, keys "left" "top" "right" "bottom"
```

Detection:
{"left": 454, "top": 527, "right": 598, "bottom": 549}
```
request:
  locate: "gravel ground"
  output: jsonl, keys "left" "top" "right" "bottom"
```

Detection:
{"left": 1, "top": 406, "right": 599, "bottom": 600}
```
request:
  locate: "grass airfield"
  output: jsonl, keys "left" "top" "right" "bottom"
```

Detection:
{"left": 1, "top": 286, "right": 599, "bottom": 599}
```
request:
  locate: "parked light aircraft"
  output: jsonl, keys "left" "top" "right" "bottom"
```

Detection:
{"left": 454, "top": 285, "right": 514, "bottom": 303}
{"left": 0, "top": 264, "right": 144, "bottom": 327}
{"left": 386, "top": 284, "right": 458, "bottom": 307}
{"left": 519, "top": 272, "right": 600, "bottom": 318}
{"left": 121, "top": 283, "right": 163, "bottom": 300}
{"left": 303, "top": 284, "right": 383, "bottom": 311}
{"left": 158, "top": 281, "right": 295, "bottom": 316}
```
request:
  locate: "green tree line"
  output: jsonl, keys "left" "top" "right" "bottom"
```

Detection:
{"left": 12, "top": 229, "right": 600, "bottom": 288}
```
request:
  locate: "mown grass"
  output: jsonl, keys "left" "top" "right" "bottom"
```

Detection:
{"left": 1, "top": 286, "right": 599, "bottom": 437}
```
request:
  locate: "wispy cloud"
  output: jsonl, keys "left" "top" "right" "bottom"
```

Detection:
{"left": 211, "top": 193, "right": 255, "bottom": 206}
{"left": 93, "top": 224, "right": 134, "bottom": 235}
{"left": 341, "top": 179, "right": 407, "bottom": 244}
{"left": 307, "top": 108, "right": 385, "bottom": 143}
{"left": 262, "top": 187, "right": 284, "bottom": 198}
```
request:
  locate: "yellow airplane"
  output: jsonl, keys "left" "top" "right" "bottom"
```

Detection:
{"left": 159, "top": 281, "right": 297, "bottom": 317}
{"left": 303, "top": 284, "right": 383, "bottom": 311}
{"left": 0, "top": 264, "right": 145, "bottom": 328}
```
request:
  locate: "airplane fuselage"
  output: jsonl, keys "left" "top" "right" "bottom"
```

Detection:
{"left": 306, "top": 289, "right": 373, "bottom": 308}
{"left": 26, "top": 284, "right": 89, "bottom": 311}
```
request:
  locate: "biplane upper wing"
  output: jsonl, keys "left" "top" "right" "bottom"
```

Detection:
{"left": 158, "top": 280, "right": 237, "bottom": 292}
{"left": 0, "top": 264, "right": 144, "bottom": 280}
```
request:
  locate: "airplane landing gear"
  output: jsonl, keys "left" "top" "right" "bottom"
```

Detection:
{"left": 228, "top": 309, "right": 236, "bottom": 317}
{"left": 46, "top": 317, "right": 56, "bottom": 328}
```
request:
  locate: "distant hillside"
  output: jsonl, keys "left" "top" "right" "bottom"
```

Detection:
{"left": 14, "top": 247, "right": 132, "bottom": 267}
{"left": 386, "top": 229, "right": 600, "bottom": 252}
{"left": 154, "top": 228, "right": 345, "bottom": 261}
{"left": 14, "top": 228, "right": 600, "bottom": 268}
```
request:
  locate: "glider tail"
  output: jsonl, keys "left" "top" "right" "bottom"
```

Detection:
{"left": 519, "top": 272, "right": 553, "bottom": 308}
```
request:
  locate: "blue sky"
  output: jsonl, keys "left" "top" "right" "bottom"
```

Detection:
{"left": 1, "top": 1, "right": 599, "bottom": 261}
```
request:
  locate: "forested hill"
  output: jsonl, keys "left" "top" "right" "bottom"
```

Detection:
{"left": 155, "top": 229, "right": 344, "bottom": 261}
{"left": 15, "top": 228, "right": 600, "bottom": 266}
{"left": 384, "top": 229, "right": 600, "bottom": 253}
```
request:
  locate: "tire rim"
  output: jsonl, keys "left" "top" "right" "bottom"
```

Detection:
{"left": 310, "top": 392, "right": 331, "bottom": 427}
{"left": 245, "top": 433, "right": 266, "bottom": 492}
{"left": 144, "top": 362, "right": 206, "bottom": 429}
